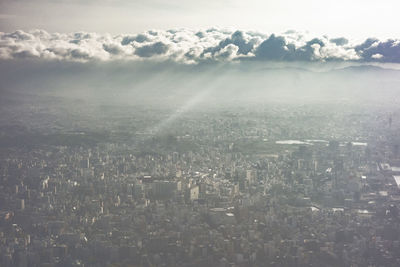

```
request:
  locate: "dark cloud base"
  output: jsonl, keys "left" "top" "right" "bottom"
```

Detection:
{"left": 0, "top": 29, "right": 399, "bottom": 64}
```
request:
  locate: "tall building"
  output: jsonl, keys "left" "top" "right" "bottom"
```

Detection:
{"left": 20, "top": 199, "right": 25, "bottom": 210}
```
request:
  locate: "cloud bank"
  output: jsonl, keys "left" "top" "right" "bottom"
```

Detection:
{"left": 1, "top": 29, "right": 400, "bottom": 64}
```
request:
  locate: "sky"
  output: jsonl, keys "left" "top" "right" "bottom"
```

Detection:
{"left": 0, "top": 0, "right": 399, "bottom": 39}
{"left": 0, "top": 0, "right": 400, "bottom": 65}
{"left": 1, "top": 0, "right": 400, "bottom": 108}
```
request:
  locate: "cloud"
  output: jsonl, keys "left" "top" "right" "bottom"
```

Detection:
{"left": 255, "top": 34, "right": 292, "bottom": 60}
{"left": 121, "top": 34, "right": 150, "bottom": 45}
{"left": 203, "top": 30, "right": 259, "bottom": 57}
{"left": 134, "top": 41, "right": 169, "bottom": 57}
{"left": 371, "top": 53, "right": 383, "bottom": 59}
{"left": 214, "top": 44, "right": 239, "bottom": 60}
{"left": 0, "top": 29, "right": 400, "bottom": 64}
{"left": 330, "top": 37, "right": 348, "bottom": 46}
{"left": 358, "top": 39, "right": 400, "bottom": 62}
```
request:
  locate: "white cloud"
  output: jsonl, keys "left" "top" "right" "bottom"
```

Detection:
{"left": 0, "top": 29, "right": 400, "bottom": 63}
{"left": 371, "top": 53, "right": 383, "bottom": 59}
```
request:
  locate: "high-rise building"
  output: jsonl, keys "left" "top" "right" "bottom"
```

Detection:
{"left": 20, "top": 199, "right": 25, "bottom": 210}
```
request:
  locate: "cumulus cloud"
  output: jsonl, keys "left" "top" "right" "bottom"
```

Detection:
{"left": 255, "top": 34, "right": 291, "bottom": 60}
{"left": 358, "top": 39, "right": 400, "bottom": 62}
{"left": 202, "top": 30, "right": 260, "bottom": 58}
{"left": 330, "top": 37, "right": 348, "bottom": 46}
{"left": 121, "top": 34, "right": 149, "bottom": 45}
{"left": 134, "top": 41, "right": 169, "bottom": 57}
{"left": 0, "top": 29, "right": 399, "bottom": 64}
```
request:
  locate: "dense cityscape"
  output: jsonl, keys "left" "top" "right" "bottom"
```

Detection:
{"left": 1, "top": 0, "right": 400, "bottom": 265}
{"left": 1, "top": 100, "right": 400, "bottom": 267}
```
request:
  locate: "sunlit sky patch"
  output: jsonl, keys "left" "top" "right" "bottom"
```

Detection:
{"left": 0, "top": 0, "right": 399, "bottom": 39}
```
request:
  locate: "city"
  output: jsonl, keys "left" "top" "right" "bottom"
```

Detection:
{"left": 1, "top": 101, "right": 400, "bottom": 266}
{"left": 1, "top": 0, "right": 400, "bottom": 266}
